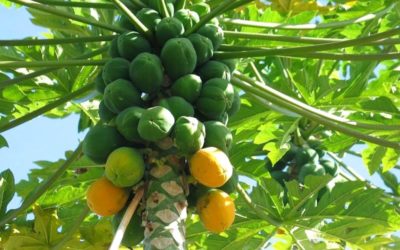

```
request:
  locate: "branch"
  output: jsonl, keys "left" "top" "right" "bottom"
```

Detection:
{"left": 0, "top": 59, "right": 108, "bottom": 68}
{"left": 160, "top": 0, "right": 171, "bottom": 18}
{"left": 0, "top": 142, "right": 83, "bottom": 226}
{"left": 0, "top": 35, "right": 116, "bottom": 46}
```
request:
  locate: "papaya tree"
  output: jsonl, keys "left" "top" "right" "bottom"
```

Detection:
{"left": 1, "top": 0, "right": 400, "bottom": 249}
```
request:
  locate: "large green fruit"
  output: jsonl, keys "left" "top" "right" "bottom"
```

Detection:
{"left": 204, "top": 121, "right": 232, "bottom": 153}
{"left": 220, "top": 169, "right": 238, "bottom": 194}
{"left": 138, "top": 106, "right": 175, "bottom": 142}
{"left": 320, "top": 159, "right": 339, "bottom": 177}
{"left": 94, "top": 73, "right": 106, "bottom": 94}
{"left": 109, "top": 37, "right": 120, "bottom": 58}
{"left": 191, "top": 3, "right": 210, "bottom": 17}
{"left": 116, "top": 106, "right": 145, "bottom": 143}
{"left": 161, "top": 38, "right": 197, "bottom": 80}
{"left": 148, "top": 0, "right": 175, "bottom": 16}
{"left": 155, "top": 17, "right": 184, "bottom": 46}
{"left": 136, "top": 8, "right": 161, "bottom": 31}
{"left": 102, "top": 58, "right": 130, "bottom": 85}
{"left": 298, "top": 163, "right": 326, "bottom": 183}
{"left": 171, "top": 74, "right": 202, "bottom": 103}
{"left": 196, "top": 78, "right": 234, "bottom": 119}
{"left": 270, "top": 171, "right": 290, "bottom": 186}
{"left": 197, "top": 60, "right": 231, "bottom": 81}
{"left": 112, "top": 207, "right": 144, "bottom": 247}
{"left": 117, "top": 32, "right": 151, "bottom": 61}
{"left": 129, "top": 52, "right": 164, "bottom": 94}
{"left": 227, "top": 88, "right": 241, "bottom": 116}
{"left": 105, "top": 147, "right": 145, "bottom": 187}
{"left": 295, "top": 148, "right": 319, "bottom": 167}
{"left": 188, "top": 33, "right": 213, "bottom": 66}
{"left": 159, "top": 96, "right": 194, "bottom": 119}
{"left": 197, "top": 24, "right": 224, "bottom": 50}
{"left": 116, "top": 15, "right": 135, "bottom": 30}
{"left": 104, "top": 79, "right": 142, "bottom": 113}
{"left": 174, "top": 9, "right": 200, "bottom": 30}
{"left": 173, "top": 116, "right": 205, "bottom": 155}
{"left": 98, "top": 100, "right": 116, "bottom": 123}
{"left": 187, "top": 183, "right": 210, "bottom": 209}
{"left": 83, "top": 125, "right": 125, "bottom": 164}
{"left": 220, "top": 59, "right": 237, "bottom": 72}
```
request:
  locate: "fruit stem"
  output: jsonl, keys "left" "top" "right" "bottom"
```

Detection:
{"left": 160, "top": 0, "right": 171, "bottom": 18}
{"left": 111, "top": 0, "right": 155, "bottom": 42}
{"left": 9, "top": 0, "right": 126, "bottom": 33}
{"left": 236, "top": 183, "right": 281, "bottom": 226}
{"left": 0, "top": 46, "right": 109, "bottom": 89}
{"left": 0, "top": 35, "right": 117, "bottom": 46}
{"left": 219, "top": 3, "right": 397, "bottom": 30}
{"left": 0, "top": 59, "right": 108, "bottom": 68}
{"left": 110, "top": 186, "right": 144, "bottom": 250}
{"left": 29, "top": 0, "right": 115, "bottom": 8}
{"left": 0, "top": 83, "right": 95, "bottom": 133}
{"left": 0, "top": 142, "right": 83, "bottom": 227}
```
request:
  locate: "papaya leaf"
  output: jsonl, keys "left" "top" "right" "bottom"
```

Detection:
{"left": 362, "top": 143, "right": 387, "bottom": 174}
{"left": 0, "top": 134, "right": 8, "bottom": 149}
{"left": 0, "top": 169, "right": 15, "bottom": 217}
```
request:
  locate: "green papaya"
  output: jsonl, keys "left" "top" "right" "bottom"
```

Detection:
{"left": 116, "top": 106, "right": 145, "bottom": 143}
{"left": 161, "top": 38, "right": 197, "bottom": 80}
{"left": 191, "top": 3, "right": 210, "bottom": 17}
{"left": 298, "top": 163, "right": 326, "bottom": 183}
{"left": 173, "top": 116, "right": 205, "bottom": 155}
{"left": 102, "top": 58, "right": 130, "bottom": 85}
{"left": 174, "top": 9, "right": 200, "bottom": 30}
{"left": 83, "top": 125, "right": 125, "bottom": 164}
{"left": 117, "top": 15, "right": 136, "bottom": 30}
{"left": 117, "top": 32, "right": 152, "bottom": 61}
{"left": 171, "top": 74, "right": 202, "bottom": 103}
{"left": 320, "top": 159, "right": 338, "bottom": 177}
{"left": 112, "top": 207, "right": 144, "bottom": 248}
{"left": 129, "top": 52, "right": 164, "bottom": 94}
{"left": 188, "top": 33, "right": 213, "bottom": 66}
{"left": 227, "top": 87, "right": 241, "bottom": 116}
{"left": 159, "top": 96, "right": 194, "bottom": 119}
{"left": 204, "top": 121, "right": 232, "bottom": 153}
{"left": 109, "top": 37, "right": 120, "bottom": 58}
{"left": 197, "top": 60, "right": 231, "bottom": 81}
{"left": 295, "top": 148, "right": 319, "bottom": 167}
{"left": 94, "top": 73, "right": 106, "bottom": 94}
{"left": 155, "top": 17, "right": 184, "bottom": 46}
{"left": 138, "top": 106, "right": 175, "bottom": 142}
{"left": 136, "top": 8, "right": 161, "bottom": 31}
{"left": 187, "top": 183, "right": 210, "bottom": 209}
{"left": 104, "top": 79, "right": 142, "bottom": 113}
{"left": 220, "top": 59, "right": 237, "bottom": 73}
{"left": 98, "top": 100, "right": 116, "bottom": 123}
{"left": 148, "top": 0, "right": 175, "bottom": 16}
{"left": 220, "top": 170, "right": 238, "bottom": 194}
{"left": 270, "top": 171, "right": 290, "bottom": 186}
{"left": 197, "top": 24, "right": 224, "bottom": 50}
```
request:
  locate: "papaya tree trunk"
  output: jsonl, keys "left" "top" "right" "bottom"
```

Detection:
{"left": 143, "top": 153, "right": 188, "bottom": 250}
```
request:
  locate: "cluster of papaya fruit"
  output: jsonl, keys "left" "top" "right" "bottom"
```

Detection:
{"left": 82, "top": 0, "right": 240, "bottom": 246}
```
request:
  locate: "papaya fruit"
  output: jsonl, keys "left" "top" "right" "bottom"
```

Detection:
{"left": 83, "top": 124, "right": 125, "bottom": 164}
{"left": 116, "top": 106, "right": 145, "bottom": 142}
{"left": 227, "top": 87, "right": 241, "bottom": 116}
{"left": 148, "top": 0, "right": 175, "bottom": 16}
{"left": 220, "top": 169, "right": 238, "bottom": 194}
{"left": 109, "top": 37, "right": 120, "bottom": 58}
{"left": 98, "top": 100, "right": 116, "bottom": 123}
{"left": 298, "top": 163, "right": 326, "bottom": 183}
{"left": 94, "top": 72, "right": 106, "bottom": 94}
{"left": 197, "top": 60, "right": 231, "bottom": 81}
{"left": 197, "top": 189, "right": 235, "bottom": 233}
{"left": 112, "top": 207, "right": 144, "bottom": 247}
{"left": 117, "top": 32, "right": 152, "bottom": 61}
{"left": 173, "top": 116, "right": 205, "bottom": 155}
{"left": 161, "top": 38, "right": 197, "bottom": 80}
{"left": 174, "top": 9, "right": 200, "bottom": 30}
{"left": 129, "top": 52, "right": 164, "bottom": 94}
{"left": 191, "top": 3, "right": 210, "bottom": 17}
{"left": 187, "top": 183, "right": 210, "bottom": 209}
{"left": 295, "top": 148, "right": 319, "bottom": 167}
{"left": 138, "top": 106, "right": 175, "bottom": 142}
{"left": 117, "top": 15, "right": 136, "bottom": 30}
{"left": 189, "top": 147, "right": 233, "bottom": 188}
{"left": 103, "top": 79, "right": 142, "bottom": 113}
{"left": 220, "top": 59, "right": 237, "bottom": 73}
{"left": 136, "top": 8, "right": 161, "bottom": 32}
{"left": 159, "top": 96, "right": 194, "bottom": 119}
{"left": 270, "top": 171, "right": 290, "bottom": 186}
{"left": 86, "top": 177, "right": 128, "bottom": 216}
{"left": 196, "top": 78, "right": 234, "bottom": 120}
{"left": 204, "top": 121, "right": 232, "bottom": 153}
{"left": 188, "top": 33, "right": 214, "bottom": 66}
{"left": 320, "top": 159, "right": 338, "bottom": 177}
{"left": 105, "top": 147, "right": 145, "bottom": 187}
{"left": 197, "top": 24, "right": 224, "bottom": 50}
{"left": 170, "top": 74, "right": 202, "bottom": 103}
{"left": 155, "top": 17, "right": 184, "bottom": 46}
{"left": 102, "top": 58, "right": 130, "bottom": 85}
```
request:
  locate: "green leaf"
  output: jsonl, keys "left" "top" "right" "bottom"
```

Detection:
{"left": 0, "top": 134, "right": 9, "bottom": 149}
{"left": 0, "top": 169, "right": 15, "bottom": 217}
{"left": 382, "top": 148, "right": 400, "bottom": 172}
{"left": 362, "top": 144, "right": 387, "bottom": 174}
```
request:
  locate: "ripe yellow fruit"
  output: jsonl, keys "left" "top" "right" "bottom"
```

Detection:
{"left": 86, "top": 177, "right": 129, "bottom": 216}
{"left": 197, "top": 189, "right": 235, "bottom": 233}
{"left": 189, "top": 147, "right": 233, "bottom": 188}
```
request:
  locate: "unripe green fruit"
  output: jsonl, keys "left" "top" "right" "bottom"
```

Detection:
{"left": 227, "top": 88, "right": 241, "bottom": 116}
{"left": 188, "top": 33, "right": 214, "bottom": 66}
{"left": 204, "top": 121, "right": 232, "bottom": 154}
{"left": 155, "top": 17, "right": 184, "bottom": 46}
{"left": 109, "top": 38, "right": 120, "bottom": 58}
{"left": 116, "top": 106, "right": 145, "bottom": 143}
{"left": 320, "top": 159, "right": 339, "bottom": 176}
{"left": 117, "top": 15, "right": 136, "bottom": 30}
{"left": 220, "top": 169, "right": 238, "bottom": 194}
{"left": 136, "top": 8, "right": 161, "bottom": 31}
{"left": 129, "top": 52, "right": 164, "bottom": 94}
{"left": 117, "top": 32, "right": 152, "bottom": 61}
{"left": 220, "top": 59, "right": 238, "bottom": 73}
{"left": 174, "top": 9, "right": 200, "bottom": 30}
{"left": 159, "top": 96, "right": 194, "bottom": 119}
{"left": 191, "top": 3, "right": 210, "bottom": 17}
{"left": 197, "top": 60, "right": 231, "bottom": 81}
{"left": 295, "top": 148, "right": 319, "bottom": 167}
{"left": 148, "top": 0, "right": 175, "bottom": 16}
{"left": 103, "top": 79, "right": 142, "bottom": 113}
{"left": 270, "top": 171, "right": 290, "bottom": 186}
{"left": 173, "top": 116, "right": 205, "bottom": 155}
{"left": 98, "top": 100, "right": 116, "bottom": 123}
{"left": 102, "top": 58, "right": 130, "bottom": 85}
{"left": 112, "top": 207, "right": 144, "bottom": 248}
{"left": 94, "top": 73, "right": 106, "bottom": 94}
{"left": 298, "top": 163, "right": 326, "bottom": 183}
{"left": 171, "top": 74, "right": 202, "bottom": 103}
{"left": 197, "top": 24, "right": 224, "bottom": 50}
{"left": 138, "top": 106, "right": 175, "bottom": 142}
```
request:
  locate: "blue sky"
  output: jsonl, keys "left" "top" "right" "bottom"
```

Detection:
{"left": 0, "top": 4, "right": 398, "bottom": 210}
